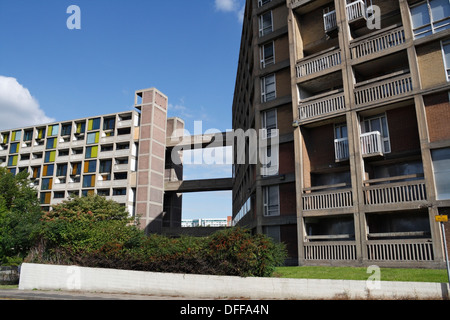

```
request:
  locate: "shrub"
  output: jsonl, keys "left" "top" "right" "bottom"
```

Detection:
{"left": 27, "top": 195, "right": 287, "bottom": 277}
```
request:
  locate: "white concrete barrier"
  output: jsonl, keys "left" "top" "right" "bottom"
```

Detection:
{"left": 18, "top": 263, "right": 449, "bottom": 300}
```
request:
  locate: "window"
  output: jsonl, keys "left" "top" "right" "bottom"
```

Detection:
{"left": 71, "top": 162, "right": 82, "bottom": 176}
{"left": 12, "top": 130, "right": 22, "bottom": 142}
{"left": 40, "top": 192, "right": 51, "bottom": 204}
{"left": 262, "top": 109, "right": 277, "bottom": 138}
{"left": 261, "top": 144, "right": 279, "bottom": 177}
{"left": 263, "top": 185, "right": 279, "bottom": 216}
{"left": 44, "top": 151, "right": 56, "bottom": 163}
{"left": 61, "top": 124, "right": 72, "bottom": 136}
{"left": 85, "top": 146, "right": 98, "bottom": 159}
{"left": 88, "top": 118, "right": 101, "bottom": 131}
{"left": 83, "top": 175, "right": 96, "bottom": 188}
{"left": 24, "top": 130, "right": 33, "bottom": 141}
{"left": 87, "top": 132, "right": 100, "bottom": 145}
{"left": 56, "top": 164, "right": 68, "bottom": 177}
{"left": 9, "top": 143, "right": 19, "bottom": 154}
{"left": 259, "top": 11, "right": 273, "bottom": 37}
{"left": 258, "top": 0, "right": 271, "bottom": 7}
{"left": 8, "top": 155, "right": 18, "bottom": 167}
{"left": 41, "top": 178, "right": 53, "bottom": 191}
{"left": 48, "top": 125, "right": 59, "bottom": 136}
{"left": 36, "top": 128, "right": 46, "bottom": 140}
{"left": 43, "top": 164, "right": 54, "bottom": 176}
{"left": 46, "top": 138, "right": 57, "bottom": 149}
{"left": 84, "top": 160, "right": 97, "bottom": 173}
{"left": 362, "top": 114, "right": 391, "bottom": 153}
{"left": 410, "top": 0, "right": 450, "bottom": 39}
{"left": 75, "top": 122, "right": 86, "bottom": 134}
{"left": 103, "top": 117, "right": 116, "bottom": 131}
{"left": 99, "top": 159, "right": 112, "bottom": 173}
{"left": 432, "top": 148, "right": 450, "bottom": 200}
{"left": 442, "top": 39, "right": 450, "bottom": 81}
{"left": 54, "top": 191, "right": 65, "bottom": 199}
{"left": 261, "top": 74, "right": 276, "bottom": 103}
{"left": 260, "top": 42, "right": 275, "bottom": 68}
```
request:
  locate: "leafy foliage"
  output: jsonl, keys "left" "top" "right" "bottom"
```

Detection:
{"left": 0, "top": 168, "right": 43, "bottom": 265}
{"left": 27, "top": 195, "right": 287, "bottom": 277}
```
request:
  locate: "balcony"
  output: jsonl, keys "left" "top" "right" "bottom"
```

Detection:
{"left": 298, "top": 89, "right": 346, "bottom": 121}
{"left": 350, "top": 25, "right": 406, "bottom": 60}
{"left": 363, "top": 174, "right": 427, "bottom": 207}
{"left": 304, "top": 242, "right": 357, "bottom": 261}
{"left": 354, "top": 71, "right": 413, "bottom": 107}
{"left": 296, "top": 47, "right": 341, "bottom": 79}
{"left": 334, "top": 131, "right": 383, "bottom": 161}
{"left": 302, "top": 183, "right": 353, "bottom": 211}
{"left": 346, "top": 0, "right": 367, "bottom": 23}
{"left": 323, "top": 0, "right": 367, "bottom": 32}
{"left": 367, "top": 240, "right": 433, "bottom": 262}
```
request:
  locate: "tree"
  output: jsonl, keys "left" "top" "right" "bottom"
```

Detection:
{"left": 0, "top": 168, "right": 43, "bottom": 265}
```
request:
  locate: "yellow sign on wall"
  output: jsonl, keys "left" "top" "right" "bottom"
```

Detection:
{"left": 435, "top": 215, "right": 449, "bottom": 223}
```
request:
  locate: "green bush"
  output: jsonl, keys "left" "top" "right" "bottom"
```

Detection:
{"left": 0, "top": 168, "right": 43, "bottom": 265}
{"left": 27, "top": 196, "right": 287, "bottom": 277}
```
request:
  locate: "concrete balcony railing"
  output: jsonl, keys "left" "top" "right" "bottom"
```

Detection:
{"left": 367, "top": 240, "right": 433, "bottom": 262}
{"left": 298, "top": 89, "right": 346, "bottom": 121}
{"left": 296, "top": 47, "right": 341, "bottom": 78}
{"left": 302, "top": 183, "right": 353, "bottom": 211}
{"left": 334, "top": 131, "right": 383, "bottom": 161}
{"left": 346, "top": 0, "right": 367, "bottom": 22}
{"left": 354, "top": 71, "right": 413, "bottom": 107}
{"left": 350, "top": 25, "right": 406, "bottom": 60}
{"left": 304, "top": 242, "right": 357, "bottom": 261}
{"left": 363, "top": 174, "right": 427, "bottom": 206}
{"left": 322, "top": 0, "right": 367, "bottom": 32}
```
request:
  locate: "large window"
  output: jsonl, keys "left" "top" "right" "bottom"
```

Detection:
{"left": 262, "top": 109, "right": 277, "bottom": 139}
{"left": 261, "top": 144, "right": 279, "bottom": 177}
{"left": 263, "top": 185, "right": 279, "bottom": 216}
{"left": 432, "top": 147, "right": 450, "bottom": 200}
{"left": 410, "top": 0, "right": 450, "bottom": 39}
{"left": 260, "top": 42, "right": 274, "bottom": 68}
{"left": 259, "top": 11, "right": 273, "bottom": 37}
{"left": 442, "top": 39, "right": 450, "bottom": 81}
{"left": 261, "top": 74, "right": 276, "bottom": 103}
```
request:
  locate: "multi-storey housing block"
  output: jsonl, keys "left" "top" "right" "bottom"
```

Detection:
{"left": 233, "top": 0, "right": 450, "bottom": 268}
{"left": 0, "top": 87, "right": 185, "bottom": 234}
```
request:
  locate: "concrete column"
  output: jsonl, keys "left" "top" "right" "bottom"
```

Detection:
{"left": 135, "top": 88, "right": 168, "bottom": 234}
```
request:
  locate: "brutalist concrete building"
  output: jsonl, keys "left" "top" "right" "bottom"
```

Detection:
{"left": 232, "top": 0, "right": 450, "bottom": 268}
{"left": 0, "top": 88, "right": 184, "bottom": 233}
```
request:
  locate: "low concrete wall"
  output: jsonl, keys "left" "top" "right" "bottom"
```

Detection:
{"left": 19, "top": 263, "right": 449, "bottom": 300}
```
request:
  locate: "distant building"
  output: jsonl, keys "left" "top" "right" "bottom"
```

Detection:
{"left": 181, "top": 217, "right": 231, "bottom": 228}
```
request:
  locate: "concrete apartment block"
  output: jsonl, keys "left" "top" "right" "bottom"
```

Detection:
{"left": 0, "top": 87, "right": 183, "bottom": 233}
{"left": 232, "top": 0, "right": 450, "bottom": 268}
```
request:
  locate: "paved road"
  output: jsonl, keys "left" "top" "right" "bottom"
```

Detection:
{"left": 0, "top": 289, "right": 193, "bottom": 300}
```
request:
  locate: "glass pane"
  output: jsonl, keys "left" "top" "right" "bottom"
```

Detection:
{"left": 432, "top": 148, "right": 450, "bottom": 200}
{"left": 370, "top": 118, "right": 381, "bottom": 133}
{"left": 411, "top": 3, "right": 430, "bottom": 29}
{"left": 443, "top": 43, "right": 450, "bottom": 67}
{"left": 430, "top": 0, "right": 450, "bottom": 22}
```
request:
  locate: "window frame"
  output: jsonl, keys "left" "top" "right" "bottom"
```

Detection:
{"left": 260, "top": 41, "right": 275, "bottom": 68}
{"left": 261, "top": 74, "right": 276, "bottom": 103}
{"left": 263, "top": 185, "right": 280, "bottom": 217}
{"left": 441, "top": 39, "right": 450, "bottom": 81}
{"left": 259, "top": 11, "right": 273, "bottom": 37}
{"left": 410, "top": 0, "right": 450, "bottom": 39}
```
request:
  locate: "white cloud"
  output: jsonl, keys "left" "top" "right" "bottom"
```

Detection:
{"left": 215, "top": 0, "right": 245, "bottom": 22}
{"left": 0, "top": 76, "right": 54, "bottom": 130}
{"left": 215, "top": 0, "right": 238, "bottom": 12}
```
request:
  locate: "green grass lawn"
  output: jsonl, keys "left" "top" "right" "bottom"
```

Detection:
{"left": 273, "top": 266, "right": 449, "bottom": 283}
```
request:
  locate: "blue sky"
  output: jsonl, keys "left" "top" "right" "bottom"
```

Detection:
{"left": 0, "top": 0, "right": 245, "bottom": 219}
